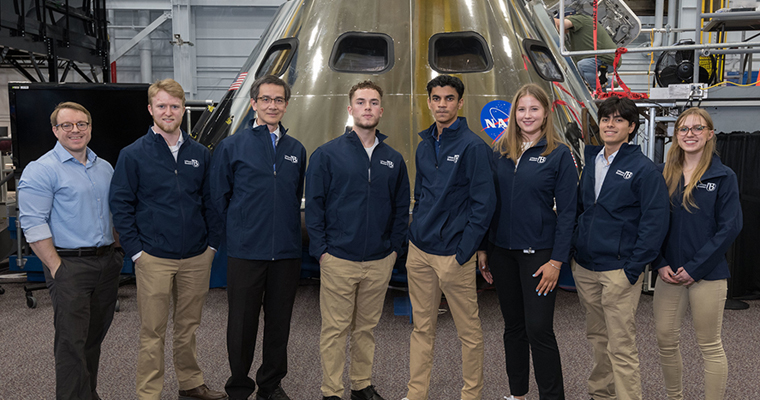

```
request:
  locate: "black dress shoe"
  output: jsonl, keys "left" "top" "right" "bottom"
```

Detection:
{"left": 256, "top": 386, "right": 291, "bottom": 400}
{"left": 351, "top": 385, "right": 385, "bottom": 400}
{"left": 323, "top": 397, "right": 341, "bottom": 400}
{"left": 179, "top": 384, "right": 228, "bottom": 400}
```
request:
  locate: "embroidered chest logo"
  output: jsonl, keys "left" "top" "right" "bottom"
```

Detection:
{"left": 380, "top": 160, "right": 394, "bottom": 169}
{"left": 284, "top": 155, "right": 298, "bottom": 164}
{"left": 184, "top": 159, "right": 200, "bottom": 168}
{"left": 615, "top": 170, "right": 633, "bottom": 179}
{"left": 446, "top": 154, "right": 460, "bottom": 163}
{"left": 529, "top": 156, "right": 547, "bottom": 164}
{"left": 697, "top": 182, "right": 717, "bottom": 192}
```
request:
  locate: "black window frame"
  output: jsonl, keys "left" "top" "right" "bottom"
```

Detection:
{"left": 328, "top": 31, "right": 395, "bottom": 74}
{"left": 255, "top": 38, "right": 299, "bottom": 79}
{"left": 522, "top": 38, "right": 564, "bottom": 82}
{"left": 428, "top": 31, "right": 493, "bottom": 74}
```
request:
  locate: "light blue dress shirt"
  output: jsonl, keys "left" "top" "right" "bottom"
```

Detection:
{"left": 18, "top": 142, "right": 115, "bottom": 248}
{"left": 594, "top": 147, "right": 618, "bottom": 200}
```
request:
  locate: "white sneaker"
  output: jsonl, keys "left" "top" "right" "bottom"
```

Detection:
{"left": 503, "top": 396, "right": 517, "bottom": 400}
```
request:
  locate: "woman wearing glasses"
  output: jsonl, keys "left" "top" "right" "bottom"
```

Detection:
{"left": 477, "top": 84, "right": 577, "bottom": 400}
{"left": 654, "top": 107, "right": 742, "bottom": 400}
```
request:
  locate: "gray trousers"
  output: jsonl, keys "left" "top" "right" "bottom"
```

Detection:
{"left": 43, "top": 247, "right": 123, "bottom": 400}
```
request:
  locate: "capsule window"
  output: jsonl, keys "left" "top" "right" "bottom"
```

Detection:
{"left": 523, "top": 39, "right": 564, "bottom": 82}
{"left": 429, "top": 32, "right": 493, "bottom": 73}
{"left": 255, "top": 38, "right": 299, "bottom": 79}
{"left": 329, "top": 32, "right": 394, "bottom": 73}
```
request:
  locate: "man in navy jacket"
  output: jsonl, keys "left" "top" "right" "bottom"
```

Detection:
{"left": 306, "top": 80, "right": 409, "bottom": 400}
{"left": 210, "top": 75, "right": 306, "bottom": 400}
{"left": 404, "top": 75, "right": 496, "bottom": 400}
{"left": 572, "top": 96, "right": 669, "bottom": 400}
{"left": 109, "top": 79, "right": 225, "bottom": 400}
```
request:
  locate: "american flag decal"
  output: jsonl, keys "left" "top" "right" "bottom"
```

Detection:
{"left": 228, "top": 72, "right": 248, "bottom": 91}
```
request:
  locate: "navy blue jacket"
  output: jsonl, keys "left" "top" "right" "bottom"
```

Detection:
{"left": 210, "top": 122, "right": 306, "bottom": 260}
{"left": 486, "top": 139, "right": 578, "bottom": 263}
{"left": 305, "top": 130, "right": 410, "bottom": 262}
{"left": 573, "top": 143, "right": 669, "bottom": 284}
{"left": 654, "top": 155, "right": 742, "bottom": 281}
{"left": 110, "top": 128, "right": 221, "bottom": 260}
{"left": 409, "top": 117, "right": 496, "bottom": 265}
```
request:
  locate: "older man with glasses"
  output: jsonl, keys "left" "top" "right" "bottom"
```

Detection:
{"left": 210, "top": 75, "right": 306, "bottom": 400}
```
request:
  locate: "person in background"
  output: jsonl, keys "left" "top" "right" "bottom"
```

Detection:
{"left": 109, "top": 79, "right": 225, "bottom": 400}
{"left": 653, "top": 107, "right": 742, "bottom": 400}
{"left": 478, "top": 84, "right": 577, "bottom": 400}
{"left": 210, "top": 75, "right": 306, "bottom": 400}
{"left": 555, "top": 9, "right": 617, "bottom": 91}
{"left": 306, "top": 80, "right": 409, "bottom": 400}
{"left": 572, "top": 96, "right": 669, "bottom": 400}
{"left": 19, "top": 102, "right": 123, "bottom": 400}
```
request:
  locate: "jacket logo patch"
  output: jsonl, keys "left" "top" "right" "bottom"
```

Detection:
{"left": 697, "top": 182, "right": 717, "bottom": 191}
{"left": 284, "top": 155, "right": 298, "bottom": 164}
{"left": 529, "top": 156, "right": 546, "bottom": 164}
{"left": 184, "top": 159, "right": 200, "bottom": 167}
{"left": 615, "top": 170, "right": 633, "bottom": 179}
{"left": 380, "top": 160, "right": 394, "bottom": 168}
{"left": 446, "top": 154, "right": 460, "bottom": 163}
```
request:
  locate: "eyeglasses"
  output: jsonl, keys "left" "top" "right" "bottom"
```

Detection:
{"left": 677, "top": 125, "right": 706, "bottom": 135}
{"left": 55, "top": 122, "right": 90, "bottom": 131}
{"left": 257, "top": 96, "right": 286, "bottom": 106}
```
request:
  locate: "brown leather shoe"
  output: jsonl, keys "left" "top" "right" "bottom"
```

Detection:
{"left": 179, "top": 384, "right": 228, "bottom": 400}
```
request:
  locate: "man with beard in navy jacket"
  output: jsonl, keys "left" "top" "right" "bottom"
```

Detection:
{"left": 403, "top": 75, "right": 496, "bottom": 400}
{"left": 110, "top": 79, "right": 225, "bottom": 400}
{"left": 210, "top": 75, "right": 306, "bottom": 400}
{"left": 306, "top": 80, "right": 410, "bottom": 400}
{"left": 572, "top": 96, "right": 669, "bottom": 400}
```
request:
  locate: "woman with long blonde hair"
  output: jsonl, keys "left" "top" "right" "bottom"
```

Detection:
{"left": 653, "top": 107, "right": 742, "bottom": 400}
{"left": 478, "top": 83, "right": 577, "bottom": 400}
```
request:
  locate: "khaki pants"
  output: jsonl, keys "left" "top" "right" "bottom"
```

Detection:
{"left": 653, "top": 276, "right": 727, "bottom": 400}
{"left": 405, "top": 242, "right": 483, "bottom": 400}
{"left": 319, "top": 252, "right": 396, "bottom": 397}
{"left": 135, "top": 248, "right": 215, "bottom": 400}
{"left": 572, "top": 263, "right": 643, "bottom": 400}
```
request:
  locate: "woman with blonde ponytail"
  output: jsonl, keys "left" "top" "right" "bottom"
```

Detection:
{"left": 653, "top": 107, "right": 743, "bottom": 400}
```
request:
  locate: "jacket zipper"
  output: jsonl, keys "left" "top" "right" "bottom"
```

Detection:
{"left": 271, "top": 135, "right": 277, "bottom": 260}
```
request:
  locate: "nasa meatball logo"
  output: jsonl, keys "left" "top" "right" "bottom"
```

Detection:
{"left": 480, "top": 100, "right": 512, "bottom": 141}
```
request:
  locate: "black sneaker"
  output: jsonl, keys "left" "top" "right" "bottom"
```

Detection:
{"left": 256, "top": 386, "right": 291, "bottom": 400}
{"left": 351, "top": 385, "right": 385, "bottom": 400}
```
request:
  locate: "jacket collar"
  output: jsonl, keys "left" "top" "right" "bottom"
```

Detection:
{"left": 250, "top": 120, "right": 289, "bottom": 138}
{"left": 148, "top": 126, "right": 190, "bottom": 144}
{"left": 419, "top": 117, "right": 468, "bottom": 141}
{"left": 346, "top": 128, "right": 387, "bottom": 144}
{"left": 700, "top": 154, "right": 730, "bottom": 180}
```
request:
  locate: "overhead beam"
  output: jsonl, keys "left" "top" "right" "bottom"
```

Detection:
{"left": 107, "top": 0, "right": 284, "bottom": 10}
{"left": 112, "top": 11, "right": 172, "bottom": 62}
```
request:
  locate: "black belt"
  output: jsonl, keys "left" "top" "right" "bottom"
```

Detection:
{"left": 56, "top": 244, "right": 114, "bottom": 257}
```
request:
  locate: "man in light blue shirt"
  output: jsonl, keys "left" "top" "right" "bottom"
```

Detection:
{"left": 18, "top": 102, "right": 123, "bottom": 400}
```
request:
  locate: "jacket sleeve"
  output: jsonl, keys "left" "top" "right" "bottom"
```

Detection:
{"left": 551, "top": 148, "right": 579, "bottom": 263}
{"left": 623, "top": 167, "right": 670, "bottom": 284}
{"left": 456, "top": 142, "right": 497, "bottom": 265}
{"left": 390, "top": 157, "right": 411, "bottom": 256}
{"left": 202, "top": 148, "right": 222, "bottom": 249}
{"left": 209, "top": 141, "right": 233, "bottom": 233}
{"left": 305, "top": 149, "right": 329, "bottom": 259}
{"left": 682, "top": 173, "right": 743, "bottom": 281}
{"left": 108, "top": 148, "right": 143, "bottom": 259}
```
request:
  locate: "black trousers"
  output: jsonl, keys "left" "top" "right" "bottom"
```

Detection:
{"left": 488, "top": 245, "right": 565, "bottom": 400}
{"left": 43, "top": 248, "right": 122, "bottom": 400}
{"left": 225, "top": 257, "right": 301, "bottom": 399}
